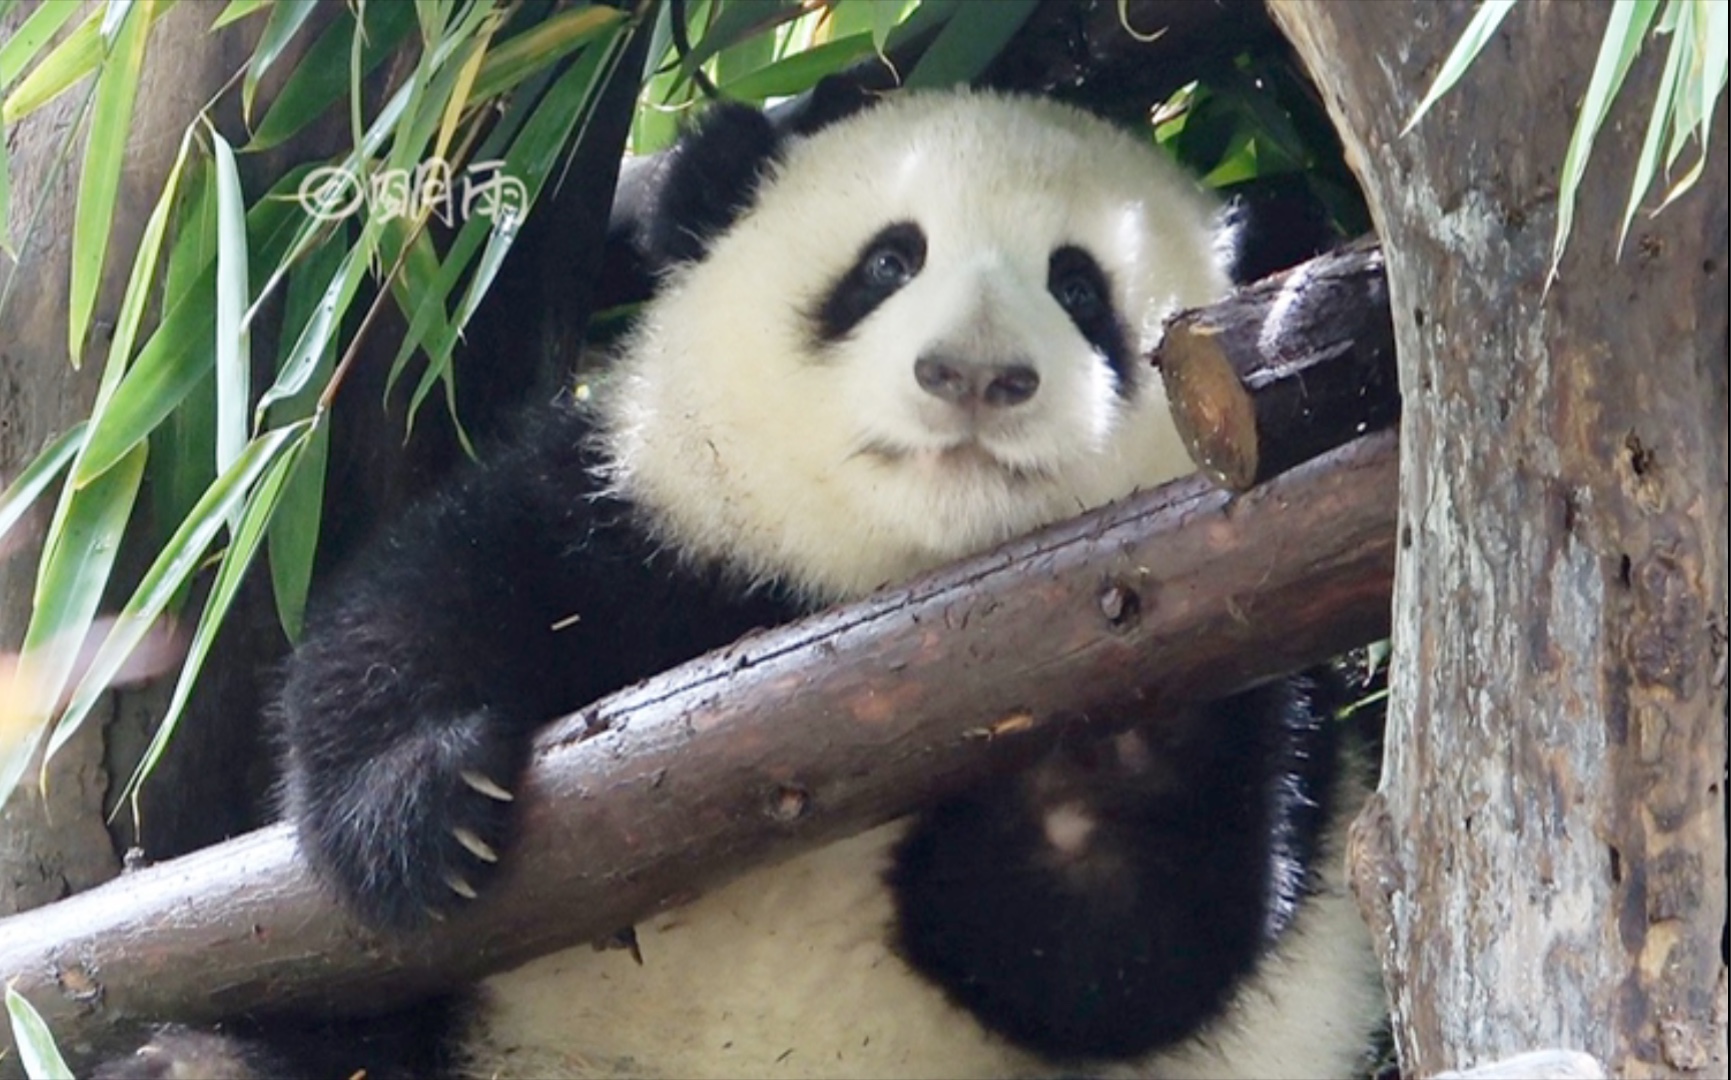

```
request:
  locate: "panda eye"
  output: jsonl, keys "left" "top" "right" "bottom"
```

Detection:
{"left": 1047, "top": 245, "right": 1135, "bottom": 398}
{"left": 813, "top": 222, "right": 927, "bottom": 342}
{"left": 1054, "top": 272, "right": 1103, "bottom": 317}
{"left": 863, "top": 244, "right": 917, "bottom": 288}
{"left": 1048, "top": 247, "right": 1111, "bottom": 320}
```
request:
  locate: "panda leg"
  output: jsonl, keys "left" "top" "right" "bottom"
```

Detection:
{"left": 889, "top": 673, "right": 1353, "bottom": 1064}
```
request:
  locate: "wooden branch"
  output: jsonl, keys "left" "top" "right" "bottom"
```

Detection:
{"left": 1158, "top": 241, "right": 1397, "bottom": 491}
{"left": 0, "top": 432, "right": 1396, "bottom": 1064}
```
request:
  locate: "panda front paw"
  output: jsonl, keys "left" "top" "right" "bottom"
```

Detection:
{"left": 287, "top": 706, "right": 532, "bottom": 930}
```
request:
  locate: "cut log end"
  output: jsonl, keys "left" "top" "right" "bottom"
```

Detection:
{"left": 1160, "top": 323, "right": 1260, "bottom": 490}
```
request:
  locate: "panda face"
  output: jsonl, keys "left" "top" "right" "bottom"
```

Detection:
{"left": 602, "top": 91, "right": 1230, "bottom": 603}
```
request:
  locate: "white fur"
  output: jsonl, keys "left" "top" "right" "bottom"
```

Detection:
{"left": 462, "top": 772, "right": 1380, "bottom": 1080}
{"left": 601, "top": 90, "right": 1227, "bottom": 604}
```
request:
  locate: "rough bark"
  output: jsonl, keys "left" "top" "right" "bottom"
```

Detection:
{"left": 1159, "top": 240, "right": 1397, "bottom": 491}
{"left": 1268, "top": 2, "right": 1729, "bottom": 1077}
{"left": 0, "top": 432, "right": 1397, "bottom": 1068}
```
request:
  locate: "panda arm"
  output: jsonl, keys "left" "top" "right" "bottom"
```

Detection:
{"left": 279, "top": 404, "right": 798, "bottom": 929}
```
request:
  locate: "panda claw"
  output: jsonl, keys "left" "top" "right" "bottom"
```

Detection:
{"left": 460, "top": 769, "right": 515, "bottom": 802}
{"left": 453, "top": 826, "right": 499, "bottom": 863}
{"left": 443, "top": 870, "right": 480, "bottom": 900}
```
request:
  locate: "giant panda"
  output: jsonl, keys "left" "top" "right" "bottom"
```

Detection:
{"left": 103, "top": 89, "right": 1385, "bottom": 1079}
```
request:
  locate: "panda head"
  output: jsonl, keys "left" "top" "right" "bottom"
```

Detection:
{"left": 602, "top": 90, "right": 1231, "bottom": 603}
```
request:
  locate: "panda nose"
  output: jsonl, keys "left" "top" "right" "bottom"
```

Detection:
{"left": 914, "top": 355, "right": 1041, "bottom": 408}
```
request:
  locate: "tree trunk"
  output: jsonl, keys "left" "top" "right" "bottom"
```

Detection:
{"left": 1267, "top": 2, "right": 1729, "bottom": 1077}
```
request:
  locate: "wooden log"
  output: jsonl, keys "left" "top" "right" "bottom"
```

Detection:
{"left": 1158, "top": 241, "right": 1397, "bottom": 491}
{"left": 0, "top": 432, "right": 1397, "bottom": 1067}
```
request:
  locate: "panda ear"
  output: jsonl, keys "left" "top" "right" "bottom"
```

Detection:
{"left": 639, "top": 103, "right": 783, "bottom": 267}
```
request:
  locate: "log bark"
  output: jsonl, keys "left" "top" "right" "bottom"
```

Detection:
{"left": 0, "top": 431, "right": 1397, "bottom": 1068}
{"left": 1159, "top": 240, "right": 1397, "bottom": 491}
{"left": 1268, "top": 2, "right": 1729, "bottom": 1077}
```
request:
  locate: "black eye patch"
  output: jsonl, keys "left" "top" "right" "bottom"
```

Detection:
{"left": 1048, "top": 246, "right": 1135, "bottom": 396}
{"left": 812, "top": 222, "right": 927, "bottom": 342}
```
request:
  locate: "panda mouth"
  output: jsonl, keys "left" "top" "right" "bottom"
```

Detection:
{"left": 859, "top": 439, "right": 1052, "bottom": 483}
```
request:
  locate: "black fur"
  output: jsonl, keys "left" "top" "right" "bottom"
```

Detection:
{"left": 812, "top": 221, "right": 928, "bottom": 342}
{"left": 636, "top": 103, "right": 784, "bottom": 266}
{"left": 281, "top": 403, "right": 801, "bottom": 928}
{"left": 1046, "top": 245, "right": 1135, "bottom": 394}
{"left": 889, "top": 674, "right": 1346, "bottom": 1061}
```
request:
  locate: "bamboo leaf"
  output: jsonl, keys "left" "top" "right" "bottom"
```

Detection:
{"left": 51, "top": 423, "right": 309, "bottom": 769}
{"left": 720, "top": 33, "right": 877, "bottom": 102}
{"left": 469, "top": 5, "right": 625, "bottom": 104}
{"left": 0, "top": 0, "right": 81, "bottom": 90}
{"left": 5, "top": 988, "right": 73, "bottom": 1080}
{"left": 210, "top": 0, "right": 271, "bottom": 31}
{"left": 267, "top": 418, "right": 327, "bottom": 643}
{"left": 1699, "top": 0, "right": 1727, "bottom": 150}
{"left": 247, "top": 0, "right": 417, "bottom": 152}
{"left": 1620, "top": 8, "right": 1688, "bottom": 253}
{"left": 0, "top": 442, "right": 146, "bottom": 809}
{"left": 210, "top": 129, "right": 250, "bottom": 480}
{"left": 1549, "top": 0, "right": 1660, "bottom": 284}
{"left": 0, "top": 424, "right": 86, "bottom": 548}
{"left": 257, "top": 228, "right": 377, "bottom": 418}
{"left": 115, "top": 425, "right": 310, "bottom": 809}
{"left": 74, "top": 169, "right": 306, "bottom": 486}
{"left": 904, "top": 0, "right": 1037, "bottom": 88}
{"left": 104, "top": 127, "right": 196, "bottom": 399}
{"left": 1, "top": 7, "right": 102, "bottom": 123}
{"left": 1403, "top": 0, "right": 1519, "bottom": 134}
{"left": 99, "top": 0, "right": 138, "bottom": 43}
{"left": 241, "top": 0, "right": 320, "bottom": 121}
{"left": 408, "top": 23, "right": 628, "bottom": 428}
{"left": 68, "top": 0, "right": 151, "bottom": 367}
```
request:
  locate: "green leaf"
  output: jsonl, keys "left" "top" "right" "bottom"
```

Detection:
{"left": 51, "top": 423, "right": 309, "bottom": 770}
{"left": 104, "top": 127, "right": 196, "bottom": 398}
{"left": 407, "top": 21, "right": 629, "bottom": 429}
{"left": 257, "top": 224, "right": 347, "bottom": 417}
{"left": 5, "top": 988, "right": 73, "bottom": 1080}
{"left": 113, "top": 424, "right": 311, "bottom": 809}
{"left": 267, "top": 419, "right": 327, "bottom": 642}
{"left": 2, "top": 7, "right": 99, "bottom": 123}
{"left": 470, "top": 3, "right": 625, "bottom": 101}
{"left": 68, "top": 0, "right": 150, "bottom": 366}
{"left": 0, "top": 441, "right": 145, "bottom": 810}
{"left": 1403, "top": 0, "right": 1519, "bottom": 134}
{"left": 258, "top": 227, "right": 377, "bottom": 420}
{"left": 0, "top": 424, "right": 86, "bottom": 548}
{"left": 210, "top": 0, "right": 271, "bottom": 31}
{"left": 720, "top": 33, "right": 877, "bottom": 102}
{"left": 1621, "top": 5, "right": 1689, "bottom": 252}
{"left": 247, "top": 0, "right": 417, "bottom": 152}
{"left": 905, "top": 0, "right": 1037, "bottom": 88}
{"left": 210, "top": 129, "right": 251, "bottom": 479}
{"left": 241, "top": 0, "right": 320, "bottom": 121}
{"left": 74, "top": 169, "right": 306, "bottom": 486}
{"left": 0, "top": 0, "right": 81, "bottom": 90}
{"left": 1549, "top": 0, "right": 1660, "bottom": 283}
